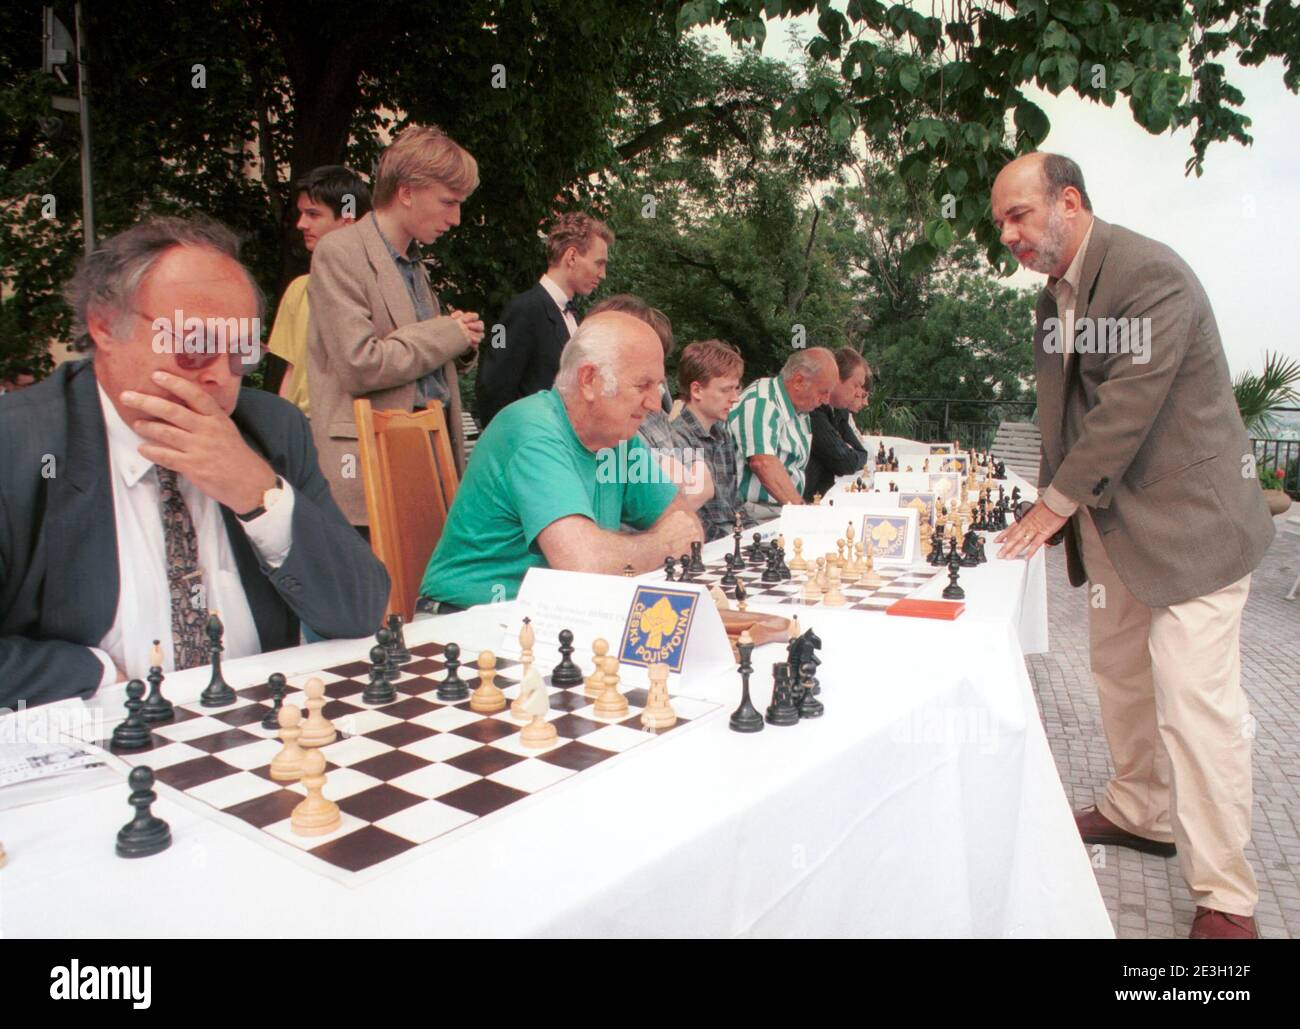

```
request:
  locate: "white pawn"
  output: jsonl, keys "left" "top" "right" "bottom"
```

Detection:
{"left": 594, "top": 654, "right": 629, "bottom": 718}
{"left": 824, "top": 564, "right": 846, "bottom": 607}
{"left": 270, "top": 704, "right": 306, "bottom": 781}
{"left": 291, "top": 749, "right": 341, "bottom": 837}
{"left": 297, "top": 678, "right": 337, "bottom": 748}
{"left": 585, "top": 639, "right": 610, "bottom": 698}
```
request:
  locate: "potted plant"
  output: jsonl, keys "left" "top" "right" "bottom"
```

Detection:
{"left": 1233, "top": 351, "right": 1299, "bottom": 515}
{"left": 1259, "top": 463, "right": 1292, "bottom": 516}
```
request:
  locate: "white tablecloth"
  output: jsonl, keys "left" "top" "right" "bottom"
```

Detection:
{"left": 0, "top": 584, "right": 1108, "bottom": 937}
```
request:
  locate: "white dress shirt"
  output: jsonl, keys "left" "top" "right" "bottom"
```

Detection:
{"left": 539, "top": 274, "right": 578, "bottom": 338}
{"left": 91, "top": 385, "right": 296, "bottom": 686}
{"left": 1040, "top": 220, "right": 1095, "bottom": 519}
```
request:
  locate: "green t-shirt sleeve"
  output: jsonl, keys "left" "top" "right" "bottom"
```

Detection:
{"left": 508, "top": 440, "right": 597, "bottom": 547}
{"left": 620, "top": 435, "right": 679, "bottom": 529}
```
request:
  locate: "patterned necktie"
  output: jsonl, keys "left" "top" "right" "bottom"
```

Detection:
{"left": 155, "top": 466, "right": 207, "bottom": 669}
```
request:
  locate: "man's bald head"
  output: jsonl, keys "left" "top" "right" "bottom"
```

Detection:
{"left": 781, "top": 346, "right": 838, "bottom": 412}
{"left": 555, "top": 310, "right": 666, "bottom": 451}
{"left": 991, "top": 152, "right": 1093, "bottom": 278}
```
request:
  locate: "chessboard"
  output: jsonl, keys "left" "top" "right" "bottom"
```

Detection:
{"left": 81, "top": 639, "right": 720, "bottom": 885}
{"left": 660, "top": 556, "right": 945, "bottom": 612}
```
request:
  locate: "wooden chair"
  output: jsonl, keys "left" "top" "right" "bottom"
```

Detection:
{"left": 354, "top": 399, "right": 460, "bottom": 622}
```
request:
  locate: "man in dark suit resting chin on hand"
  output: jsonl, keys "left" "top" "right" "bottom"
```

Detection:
{"left": 991, "top": 152, "right": 1274, "bottom": 940}
{"left": 0, "top": 216, "right": 390, "bottom": 708}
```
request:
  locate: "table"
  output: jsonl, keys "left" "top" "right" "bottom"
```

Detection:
{"left": 0, "top": 558, "right": 1108, "bottom": 936}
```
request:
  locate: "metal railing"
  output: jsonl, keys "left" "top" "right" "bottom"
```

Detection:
{"left": 887, "top": 397, "right": 1299, "bottom": 498}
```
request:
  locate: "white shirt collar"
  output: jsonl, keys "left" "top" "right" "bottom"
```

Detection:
{"left": 539, "top": 274, "right": 572, "bottom": 312}
{"left": 97, "top": 382, "right": 156, "bottom": 489}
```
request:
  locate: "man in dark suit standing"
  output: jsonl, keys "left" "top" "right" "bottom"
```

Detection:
{"left": 0, "top": 217, "right": 390, "bottom": 708}
{"left": 474, "top": 212, "right": 614, "bottom": 428}
{"left": 992, "top": 153, "right": 1274, "bottom": 939}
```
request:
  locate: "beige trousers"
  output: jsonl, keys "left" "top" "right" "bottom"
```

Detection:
{"left": 1077, "top": 511, "right": 1257, "bottom": 916}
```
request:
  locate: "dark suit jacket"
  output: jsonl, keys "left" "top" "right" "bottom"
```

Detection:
{"left": 803, "top": 405, "right": 869, "bottom": 500}
{"left": 0, "top": 359, "right": 391, "bottom": 707}
{"left": 1034, "top": 218, "right": 1274, "bottom": 607}
{"left": 475, "top": 282, "right": 571, "bottom": 427}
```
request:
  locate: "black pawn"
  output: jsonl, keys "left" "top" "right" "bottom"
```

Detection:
{"left": 765, "top": 665, "right": 800, "bottom": 727}
{"left": 141, "top": 649, "right": 173, "bottom": 724}
{"left": 678, "top": 553, "right": 692, "bottom": 582}
{"left": 550, "top": 629, "right": 584, "bottom": 687}
{"left": 438, "top": 642, "right": 470, "bottom": 701}
{"left": 729, "top": 635, "right": 764, "bottom": 733}
{"left": 688, "top": 540, "right": 706, "bottom": 574}
{"left": 664, "top": 555, "right": 677, "bottom": 581}
{"left": 116, "top": 766, "right": 171, "bottom": 859}
{"left": 797, "top": 661, "right": 824, "bottom": 718}
{"left": 261, "top": 673, "right": 287, "bottom": 730}
{"left": 747, "top": 532, "right": 764, "bottom": 562}
{"left": 386, "top": 614, "right": 412, "bottom": 664}
{"left": 720, "top": 553, "right": 738, "bottom": 587}
{"left": 111, "top": 680, "right": 152, "bottom": 751}
{"left": 734, "top": 578, "right": 748, "bottom": 607}
{"left": 376, "top": 627, "right": 401, "bottom": 683}
{"left": 199, "top": 612, "right": 235, "bottom": 707}
{"left": 363, "top": 644, "right": 397, "bottom": 705}
{"left": 943, "top": 550, "right": 966, "bottom": 600}
{"left": 761, "top": 548, "right": 781, "bottom": 583}
{"left": 776, "top": 545, "right": 792, "bottom": 581}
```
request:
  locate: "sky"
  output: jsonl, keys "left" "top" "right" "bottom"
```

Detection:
{"left": 694, "top": 14, "right": 1300, "bottom": 377}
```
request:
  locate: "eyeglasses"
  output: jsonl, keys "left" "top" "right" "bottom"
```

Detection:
{"left": 133, "top": 310, "right": 262, "bottom": 376}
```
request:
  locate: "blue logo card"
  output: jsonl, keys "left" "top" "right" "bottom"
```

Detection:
{"left": 619, "top": 586, "right": 699, "bottom": 672}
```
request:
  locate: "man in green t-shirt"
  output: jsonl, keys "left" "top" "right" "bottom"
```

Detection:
{"left": 419, "top": 311, "right": 704, "bottom": 609}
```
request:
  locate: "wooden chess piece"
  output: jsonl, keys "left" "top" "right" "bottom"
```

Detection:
{"left": 789, "top": 538, "right": 806, "bottom": 571}
{"left": 510, "top": 619, "right": 537, "bottom": 719}
{"left": 115, "top": 766, "right": 171, "bottom": 859}
{"left": 585, "top": 638, "right": 610, "bottom": 698}
{"left": 297, "top": 677, "right": 337, "bottom": 748}
{"left": 594, "top": 654, "right": 629, "bottom": 718}
{"left": 824, "top": 564, "right": 846, "bottom": 606}
{"left": 802, "top": 565, "right": 820, "bottom": 603}
{"left": 516, "top": 668, "right": 557, "bottom": 747}
{"left": 640, "top": 662, "right": 677, "bottom": 730}
{"left": 199, "top": 611, "right": 236, "bottom": 707}
{"left": 141, "top": 641, "right": 174, "bottom": 724}
{"left": 111, "top": 680, "right": 152, "bottom": 751}
{"left": 270, "top": 704, "right": 306, "bottom": 782}
{"left": 261, "top": 672, "right": 288, "bottom": 731}
{"left": 291, "top": 749, "right": 341, "bottom": 837}
{"left": 729, "top": 631, "right": 764, "bottom": 733}
{"left": 469, "top": 651, "right": 507, "bottom": 713}
{"left": 861, "top": 540, "right": 882, "bottom": 588}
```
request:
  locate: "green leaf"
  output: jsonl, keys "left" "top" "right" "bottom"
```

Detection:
{"left": 1110, "top": 60, "right": 1135, "bottom": 90}
{"left": 1014, "top": 99, "right": 1050, "bottom": 144}
{"left": 945, "top": 166, "right": 969, "bottom": 193}
{"left": 901, "top": 240, "right": 939, "bottom": 277}
{"left": 829, "top": 108, "right": 855, "bottom": 142}
{"left": 1056, "top": 53, "right": 1079, "bottom": 90}
{"left": 898, "top": 62, "right": 921, "bottom": 94}
{"left": 813, "top": 89, "right": 830, "bottom": 113}
{"left": 1042, "top": 20, "right": 1069, "bottom": 50}
{"left": 925, "top": 218, "right": 956, "bottom": 249}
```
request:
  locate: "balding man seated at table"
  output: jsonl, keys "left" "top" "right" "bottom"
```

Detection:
{"left": 417, "top": 311, "right": 705, "bottom": 611}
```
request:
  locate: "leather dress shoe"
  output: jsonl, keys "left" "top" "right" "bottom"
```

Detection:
{"left": 1189, "top": 907, "right": 1258, "bottom": 939}
{"left": 1075, "top": 806, "right": 1177, "bottom": 858}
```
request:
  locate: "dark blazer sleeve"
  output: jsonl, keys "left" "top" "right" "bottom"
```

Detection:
{"left": 811, "top": 408, "right": 869, "bottom": 477}
{"left": 0, "top": 482, "right": 107, "bottom": 706}
{"left": 247, "top": 397, "right": 391, "bottom": 640}
{"left": 475, "top": 289, "right": 543, "bottom": 427}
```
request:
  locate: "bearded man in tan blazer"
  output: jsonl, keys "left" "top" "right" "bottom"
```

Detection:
{"left": 306, "top": 124, "right": 485, "bottom": 529}
{"left": 992, "top": 153, "right": 1274, "bottom": 940}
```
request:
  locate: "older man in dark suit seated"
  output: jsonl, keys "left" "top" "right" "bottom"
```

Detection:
{"left": 0, "top": 216, "right": 390, "bottom": 708}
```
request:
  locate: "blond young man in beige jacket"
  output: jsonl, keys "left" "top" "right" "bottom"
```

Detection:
{"left": 306, "top": 124, "right": 484, "bottom": 529}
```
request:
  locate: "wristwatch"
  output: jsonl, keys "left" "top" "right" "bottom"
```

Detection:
{"left": 237, "top": 476, "right": 285, "bottom": 522}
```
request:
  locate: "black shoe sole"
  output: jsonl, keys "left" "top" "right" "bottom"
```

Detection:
{"left": 1081, "top": 832, "right": 1177, "bottom": 858}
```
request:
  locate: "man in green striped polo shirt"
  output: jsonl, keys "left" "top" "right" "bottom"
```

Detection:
{"left": 728, "top": 348, "right": 837, "bottom": 520}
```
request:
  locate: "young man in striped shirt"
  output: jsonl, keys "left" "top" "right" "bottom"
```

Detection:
{"left": 728, "top": 348, "right": 837, "bottom": 520}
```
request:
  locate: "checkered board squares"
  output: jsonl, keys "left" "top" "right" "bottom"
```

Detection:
{"left": 661, "top": 558, "right": 943, "bottom": 612}
{"left": 89, "top": 640, "right": 720, "bottom": 884}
